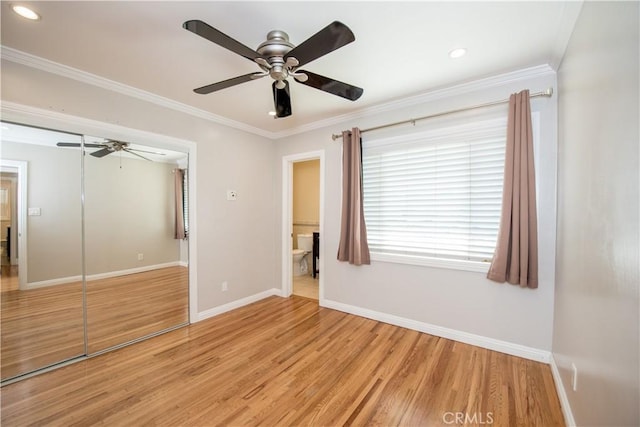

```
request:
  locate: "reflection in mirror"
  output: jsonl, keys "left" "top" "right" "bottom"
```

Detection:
{"left": 82, "top": 136, "right": 189, "bottom": 354}
{"left": 1, "top": 122, "right": 85, "bottom": 380}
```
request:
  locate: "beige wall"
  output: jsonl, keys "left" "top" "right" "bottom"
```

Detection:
{"left": 1, "top": 140, "right": 83, "bottom": 282}
{"left": 293, "top": 159, "right": 319, "bottom": 249}
{"left": 0, "top": 139, "right": 182, "bottom": 283}
{"left": 1, "top": 60, "right": 277, "bottom": 314}
{"left": 276, "top": 69, "right": 559, "bottom": 351}
{"left": 84, "top": 153, "right": 180, "bottom": 276}
{"left": 555, "top": 2, "right": 639, "bottom": 426}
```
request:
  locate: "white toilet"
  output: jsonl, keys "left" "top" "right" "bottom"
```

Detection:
{"left": 293, "top": 234, "right": 313, "bottom": 276}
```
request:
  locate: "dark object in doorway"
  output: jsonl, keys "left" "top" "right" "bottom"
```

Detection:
{"left": 313, "top": 232, "right": 319, "bottom": 278}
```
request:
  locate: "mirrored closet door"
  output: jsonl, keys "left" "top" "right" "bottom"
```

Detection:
{"left": 83, "top": 135, "right": 189, "bottom": 354}
{"left": 1, "top": 124, "right": 85, "bottom": 379}
{"left": 0, "top": 122, "right": 190, "bottom": 382}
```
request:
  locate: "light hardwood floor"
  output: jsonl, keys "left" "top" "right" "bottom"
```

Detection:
{"left": 1, "top": 266, "right": 188, "bottom": 379}
{"left": 0, "top": 265, "right": 19, "bottom": 292}
{"left": 293, "top": 273, "right": 319, "bottom": 300}
{"left": 0, "top": 296, "right": 564, "bottom": 426}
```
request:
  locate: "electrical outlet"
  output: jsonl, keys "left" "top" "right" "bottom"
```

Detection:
{"left": 222, "top": 281, "right": 228, "bottom": 292}
{"left": 137, "top": 253, "right": 144, "bottom": 261}
{"left": 571, "top": 363, "right": 578, "bottom": 391}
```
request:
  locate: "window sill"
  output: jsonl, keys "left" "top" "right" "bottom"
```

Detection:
{"left": 370, "top": 252, "right": 490, "bottom": 273}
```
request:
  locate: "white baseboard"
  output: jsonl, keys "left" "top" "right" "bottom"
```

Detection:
{"left": 550, "top": 354, "right": 576, "bottom": 426}
{"left": 197, "top": 288, "right": 283, "bottom": 322}
{"left": 26, "top": 261, "right": 184, "bottom": 289}
{"left": 320, "top": 298, "right": 551, "bottom": 363}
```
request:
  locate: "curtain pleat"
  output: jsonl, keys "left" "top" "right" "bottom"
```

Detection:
{"left": 337, "top": 128, "right": 371, "bottom": 265}
{"left": 174, "top": 168, "right": 186, "bottom": 240}
{"left": 487, "top": 90, "right": 539, "bottom": 288}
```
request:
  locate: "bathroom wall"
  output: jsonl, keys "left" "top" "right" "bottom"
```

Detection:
{"left": 292, "top": 159, "right": 319, "bottom": 250}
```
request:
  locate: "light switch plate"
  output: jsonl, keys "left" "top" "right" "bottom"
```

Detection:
{"left": 28, "top": 207, "right": 41, "bottom": 216}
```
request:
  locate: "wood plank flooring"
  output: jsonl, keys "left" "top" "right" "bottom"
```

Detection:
{"left": 86, "top": 266, "right": 189, "bottom": 353}
{"left": 292, "top": 274, "right": 319, "bottom": 300}
{"left": 1, "top": 266, "right": 188, "bottom": 379}
{"left": 0, "top": 265, "right": 19, "bottom": 292}
{"left": 0, "top": 296, "right": 565, "bottom": 426}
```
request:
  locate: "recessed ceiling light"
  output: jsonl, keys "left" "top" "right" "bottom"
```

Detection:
{"left": 268, "top": 111, "right": 277, "bottom": 116}
{"left": 12, "top": 5, "right": 40, "bottom": 20}
{"left": 449, "top": 48, "right": 467, "bottom": 59}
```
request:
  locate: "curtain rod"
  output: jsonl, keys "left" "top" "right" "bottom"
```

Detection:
{"left": 331, "top": 87, "right": 553, "bottom": 141}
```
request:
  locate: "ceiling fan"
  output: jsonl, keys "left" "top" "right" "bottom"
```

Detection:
{"left": 56, "top": 140, "right": 166, "bottom": 162}
{"left": 183, "top": 20, "right": 364, "bottom": 118}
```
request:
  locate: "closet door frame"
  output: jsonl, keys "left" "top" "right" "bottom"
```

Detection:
{"left": 1, "top": 103, "right": 198, "bottom": 384}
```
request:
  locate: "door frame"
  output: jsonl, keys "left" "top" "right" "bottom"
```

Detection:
{"left": 281, "top": 150, "right": 325, "bottom": 301}
{"left": 0, "top": 159, "right": 27, "bottom": 289}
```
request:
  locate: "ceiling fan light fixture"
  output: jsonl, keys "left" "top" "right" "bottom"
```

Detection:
{"left": 275, "top": 80, "right": 286, "bottom": 90}
{"left": 12, "top": 5, "right": 40, "bottom": 20}
{"left": 449, "top": 48, "right": 467, "bottom": 59}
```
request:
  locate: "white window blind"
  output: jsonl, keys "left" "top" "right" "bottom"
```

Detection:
{"left": 362, "top": 117, "right": 507, "bottom": 263}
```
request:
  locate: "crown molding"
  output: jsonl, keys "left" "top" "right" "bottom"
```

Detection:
{"left": 549, "top": 1, "right": 583, "bottom": 70}
{"left": 1, "top": 46, "right": 274, "bottom": 139}
{"left": 2, "top": 46, "right": 555, "bottom": 141}
{"left": 273, "top": 64, "right": 556, "bottom": 139}
{"left": 1, "top": 100, "right": 196, "bottom": 151}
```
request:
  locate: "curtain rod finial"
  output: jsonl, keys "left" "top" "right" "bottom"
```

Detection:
{"left": 332, "top": 133, "right": 340, "bottom": 141}
{"left": 544, "top": 87, "right": 553, "bottom": 97}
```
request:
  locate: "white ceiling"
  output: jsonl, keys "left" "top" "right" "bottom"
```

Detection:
{"left": 0, "top": 1, "right": 581, "bottom": 136}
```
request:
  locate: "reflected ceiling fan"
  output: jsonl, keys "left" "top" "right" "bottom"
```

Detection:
{"left": 56, "top": 140, "right": 166, "bottom": 162}
{"left": 183, "top": 20, "right": 364, "bottom": 118}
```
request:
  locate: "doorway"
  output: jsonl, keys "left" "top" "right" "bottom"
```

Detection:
{"left": 1, "top": 159, "right": 28, "bottom": 292}
{"left": 282, "top": 151, "right": 324, "bottom": 302}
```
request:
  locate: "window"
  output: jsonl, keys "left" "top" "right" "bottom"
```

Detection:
{"left": 362, "top": 116, "right": 508, "bottom": 270}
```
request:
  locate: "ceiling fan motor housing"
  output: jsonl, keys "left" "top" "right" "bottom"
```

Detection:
{"left": 257, "top": 30, "right": 295, "bottom": 85}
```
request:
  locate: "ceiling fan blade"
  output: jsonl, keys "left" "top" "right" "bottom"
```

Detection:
{"left": 183, "top": 20, "right": 263, "bottom": 62}
{"left": 295, "top": 70, "right": 363, "bottom": 101}
{"left": 272, "top": 81, "right": 292, "bottom": 118}
{"left": 194, "top": 72, "right": 265, "bottom": 94}
{"left": 127, "top": 148, "right": 166, "bottom": 156}
{"left": 284, "top": 21, "right": 355, "bottom": 68}
{"left": 90, "top": 148, "right": 113, "bottom": 158}
{"left": 123, "top": 148, "right": 153, "bottom": 162}
{"left": 57, "top": 142, "right": 105, "bottom": 148}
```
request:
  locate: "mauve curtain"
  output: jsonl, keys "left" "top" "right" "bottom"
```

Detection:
{"left": 337, "top": 127, "right": 371, "bottom": 265}
{"left": 174, "top": 168, "right": 186, "bottom": 240}
{"left": 487, "top": 90, "right": 539, "bottom": 288}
